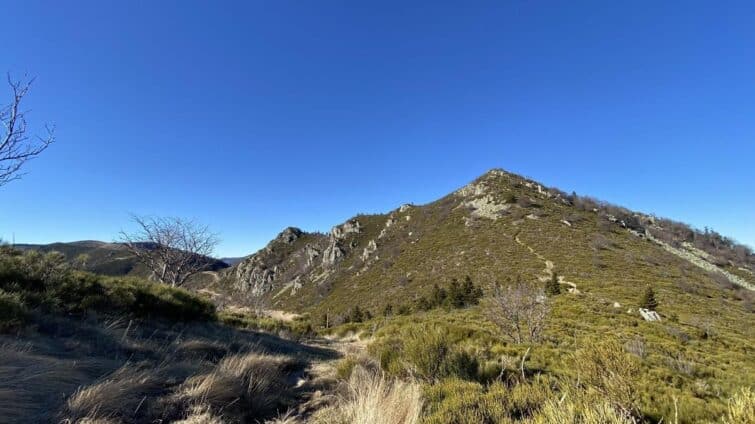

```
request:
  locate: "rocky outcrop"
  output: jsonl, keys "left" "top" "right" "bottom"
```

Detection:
{"left": 233, "top": 227, "right": 312, "bottom": 296}
{"left": 234, "top": 261, "right": 276, "bottom": 296}
{"left": 464, "top": 195, "right": 509, "bottom": 220}
{"left": 361, "top": 239, "right": 378, "bottom": 261}
{"left": 322, "top": 241, "right": 345, "bottom": 267}
{"left": 643, "top": 231, "right": 754, "bottom": 291}
{"left": 305, "top": 244, "right": 320, "bottom": 266}
{"left": 639, "top": 308, "right": 661, "bottom": 322}
{"left": 331, "top": 220, "right": 361, "bottom": 239}
{"left": 277, "top": 227, "right": 303, "bottom": 244}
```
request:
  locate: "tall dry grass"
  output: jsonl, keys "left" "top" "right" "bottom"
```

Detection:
{"left": 177, "top": 352, "right": 299, "bottom": 420}
{"left": 722, "top": 387, "right": 754, "bottom": 424}
{"left": 312, "top": 365, "right": 422, "bottom": 424}
{"left": 65, "top": 365, "right": 164, "bottom": 421}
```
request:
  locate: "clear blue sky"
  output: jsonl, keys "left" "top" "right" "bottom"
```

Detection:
{"left": 1, "top": 1, "right": 753, "bottom": 257}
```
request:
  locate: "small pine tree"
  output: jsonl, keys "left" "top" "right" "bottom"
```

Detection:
{"left": 348, "top": 306, "right": 364, "bottom": 323}
{"left": 545, "top": 272, "right": 561, "bottom": 296}
{"left": 447, "top": 278, "right": 465, "bottom": 308}
{"left": 431, "top": 283, "right": 447, "bottom": 308}
{"left": 461, "top": 275, "right": 483, "bottom": 305}
{"left": 462, "top": 276, "right": 475, "bottom": 302}
{"left": 640, "top": 286, "right": 658, "bottom": 310}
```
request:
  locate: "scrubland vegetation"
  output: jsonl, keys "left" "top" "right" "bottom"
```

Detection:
{"left": 321, "top": 303, "right": 753, "bottom": 424}
{"left": 0, "top": 246, "right": 335, "bottom": 423}
{"left": 3, "top": 170, "right": 754, "bottom": 423}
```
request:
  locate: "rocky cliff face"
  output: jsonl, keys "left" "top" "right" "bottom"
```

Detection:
{"left": 232, "top": 219, "right": 369, "bottom": 299}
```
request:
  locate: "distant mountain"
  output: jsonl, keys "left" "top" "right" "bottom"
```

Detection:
{"left": 14, "top": 240, "right": 229, "bottom": 278}
{"left": 218, "top": 169, "right": 754, "bottom": 315}
{"left": 220, "top": 257, "right": 246, "bottom": 266}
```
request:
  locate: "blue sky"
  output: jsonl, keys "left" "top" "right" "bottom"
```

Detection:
{"left": 1, "top": 1, "right": 753, "bottom": 257}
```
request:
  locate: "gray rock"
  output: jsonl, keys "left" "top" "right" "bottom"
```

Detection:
{"left": 234, "top": 260, "right": 276, "bottom": 296}
{"left": 277, "top": 227, "right": 303, "bottom": 244}
{"left": 322, "top": 241, "right": 345, "bottom": 266}
{"left": 361, "top": 239, "right": 378, "bottom": 261}
{"left": 305, "top": 244, "right": 320, "bottom": 266}
{"left": 331, "top": 220, "right": 361, "bottom": 239}
{"left": 639, "top": 308, "right": 661, "bottom": 322}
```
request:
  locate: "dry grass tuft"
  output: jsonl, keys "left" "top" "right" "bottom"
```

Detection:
{"left": 312, "top": 365, "right": 422, "bottom": 424}
{"left": 65, "top": 365, "right": 164, "bottom": 421}
{"left": 173, "top": 405, "right": 226, "bottom": 424}
{"left": 722, "top": 387, "right": 755, "bottom": 424}
{"left": 530, "top": 393, "right": 633, "bottom": 424}
{"left": 264, "top": 409, "right": 302, "bottom": 424}
{"left": 178, "top": 352, "right": 297, "bottom": 420}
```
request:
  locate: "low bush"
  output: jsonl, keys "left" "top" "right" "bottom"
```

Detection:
{"left": 0, "top": 289, "right": 26, "bottom": 331}
{"left": 371, "top": 324, "right": 480, "bottom": 381}
{"left": 572, "top": 340, "right": 641, "bottom": 419}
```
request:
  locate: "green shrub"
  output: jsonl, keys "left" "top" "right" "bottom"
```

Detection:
{"left": 0, "top": 289, "right": 26, "bottom": 331}
{"left": 573, "top": 340, "right": 641, "bottom": 419}
{"left": 0, "top": 248, "right": 216, "bottom": 323}
{"left": 373, "top": 325, "right": 479, "bottom": 381}
{"left": 544, "top": 273, "right": 561, "bottom": 296}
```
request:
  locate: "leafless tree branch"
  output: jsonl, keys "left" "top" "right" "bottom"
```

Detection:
{"left": 486, "top": 276, "right": 549, "bottom": 344}
{"left": 118, "top": 215, "right": 220, "bottom": 287}
{"left": 0, "top": 74, "right": 55, "bottom": 187}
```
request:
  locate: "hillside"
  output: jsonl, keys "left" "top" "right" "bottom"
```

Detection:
{"left": 219, "top": 169, "right": 753, "bottom": 316}
{"left": 4, "top": 169, "right": 753, "bottom": 423}
{"left": 197, "top": 168, "right": 755, "bottom": 422}
{"left": 14, "top": 240, "right": 229, "bottom": 278}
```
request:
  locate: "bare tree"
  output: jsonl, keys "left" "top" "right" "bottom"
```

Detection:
{"left": 486, "top": 276, "right": 549, "bottom": 343}
{"left": 1, "top": 75, "right": 55, "bottom": 187}
{"left": 119, "top": 215, "right": 219, "bottom": 287}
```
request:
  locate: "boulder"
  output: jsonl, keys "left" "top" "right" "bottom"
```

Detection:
{"left": 639, "top": 308, "right": 661, "bottom": 322}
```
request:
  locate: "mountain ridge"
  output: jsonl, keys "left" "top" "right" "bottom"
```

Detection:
{"left": 212, "top": 168, "right": 753, "bottom": 317}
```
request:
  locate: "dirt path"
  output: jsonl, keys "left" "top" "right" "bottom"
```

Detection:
{"left": 515, "top": 234, "right": 579, "bottom": 293}
{"left": 286, "top": 332, "right": 369, "bottom": 420}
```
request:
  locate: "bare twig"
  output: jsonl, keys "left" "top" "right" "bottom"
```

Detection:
{"left": 520, "top": 346, "right": 530, "bottom": 380}
{"left": 118, "top": 215, "right": 219, "bottom": 286}
{"left": 0, "top": 74, "right": 55, "bottom": 187}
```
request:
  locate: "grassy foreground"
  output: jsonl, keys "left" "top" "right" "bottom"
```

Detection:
{"left": 0, "top": 247, "right": 338, "bottom": 423}
{"left": 1, "top": 246, "right": 752, "bottom": 423}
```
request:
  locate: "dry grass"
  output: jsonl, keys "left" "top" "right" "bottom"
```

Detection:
{"left": 178, "top": 352, "right": 299, "bottom": 420}
{"left": 0, "top": 307, "right": 336, "bottom": 424}
{"left": 0, "top": 342, "right": 108, "bottom": 423}
{"left": 529, "top": 394, "right": 634, "bottom": 424}
{"left": 172, "top": 406, "right": 225, "bottom": 424}
{"left": 65, "top": 365, "right": 164, "bottom": 421}
{"left": 312, "top": 365, "right": 422, "bottom": 424}
{"left": 722, "top": 387, "right": 755, "bottom": 424}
